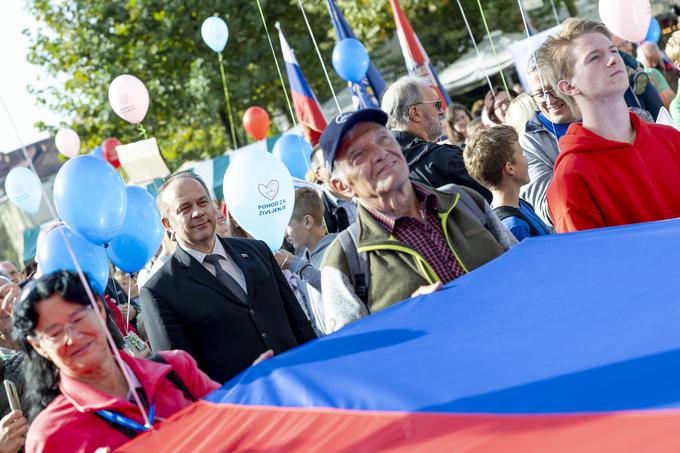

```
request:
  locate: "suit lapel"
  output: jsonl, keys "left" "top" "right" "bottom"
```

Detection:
{"left": 174, "top": 245, "right": 249, "bottom": 307}
{"left": 220, "top": 238, "right": 256, "bottom": 302}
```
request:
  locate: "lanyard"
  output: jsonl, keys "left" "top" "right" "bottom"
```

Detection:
{"left": 96, "top": 402, "right": 155, "bottom": 433}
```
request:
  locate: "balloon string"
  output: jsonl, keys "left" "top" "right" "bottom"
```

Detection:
{"left": 549, "top": 0, "right": 560, "bottom": 26}
{"left": 0, "top": 90, "right": 152, "bottom": 429}
{"left": 295, "top": 0, "right": 342, "bottom": 115}
{"left": 454, "top": 0, "right": 497, "bottom": 103}
{"left": 136, "top": 124, "right": 149, "bottom": 140}
{"left": 254, "top": 0, "right": 299, "bottom": 130}
{"left": 126, "top": 273, "right": 132, "bottom": 333}
{"left": 217, "top": 53, "right": 239, "bottom": 149}
{"left": 475, "top": 0, "right": 512, "bottom": 99}
{"left": 515, "top": 0, "right": 561, "bottom": 152}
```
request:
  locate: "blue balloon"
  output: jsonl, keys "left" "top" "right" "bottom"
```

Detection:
{"left": 91, "top": 146, "right": 105, "bottom": 161}
{"left": 272, "top": 135, "right": 313, "bottom": 180}
{"left": 332, "top": 38, "right": 370, "bottom": 83}
{"left": 645, "top": 18, "right": 661, "bottom": 43}
{"left": 54, "top": 155, "right": 127, "bottom": 246}
{"left": 201, "top": 16, "right": 229, "bottom": 53}
{"left": 5, "top": 167, "right": 42, "bottom": 214}
{"left": 38, "top": 225, "right": 109, "bottom": 294}
{"left": 107, "top": 186, "right": 164, "bottom": 273}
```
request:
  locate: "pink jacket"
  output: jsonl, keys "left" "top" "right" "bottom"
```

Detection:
{"left": 26, "top": 350, "right": 220, "bottom": 452}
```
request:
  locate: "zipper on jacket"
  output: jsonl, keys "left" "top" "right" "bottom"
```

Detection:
{"left": 438, "top": 193, "right": 470, "bottom": 274}
{"left": 357, "top": 244, "right": 439, "bottom": 285}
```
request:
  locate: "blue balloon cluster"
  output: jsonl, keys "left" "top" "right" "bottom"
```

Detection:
{"left": 332, "top": 38, "right": 370, "bottom": 83}
{"left": 272, "top": 135, "right": 313, "bottom": 180}
{"left": 40, "top": 155, "right": 165, "bottom": 293}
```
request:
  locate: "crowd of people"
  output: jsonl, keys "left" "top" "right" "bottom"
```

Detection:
{"left": 2, "top": 17, "right": 680, "bottom": 452}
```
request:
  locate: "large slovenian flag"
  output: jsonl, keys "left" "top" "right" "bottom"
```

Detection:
{"left": 327, "top": 0, "right": 386, "bottom": 109}
{"left": 389, "top": 0, "right": 453, "bottom": 107}
{"left": 277, "top": 25, "right": 327, "bottom": 147}
{"left": 121, "top": 219, "right": 680, "bottom": 452}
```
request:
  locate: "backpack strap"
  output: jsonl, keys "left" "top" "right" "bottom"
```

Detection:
{"left": 148, "top": 353, "right": 196, "bottom": 402}
{"left": 493, "top": 206, "right": 539, "bottom": 237}
{"left": 337, "top": 222, "right": 371, "bottom": 310}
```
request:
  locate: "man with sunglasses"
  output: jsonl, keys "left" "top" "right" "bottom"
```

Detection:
{"left": 381, "top": 77, "right": 492, "bottom": 202}
{"left": 520, "top": 55, "right": 579, "bottom": 226}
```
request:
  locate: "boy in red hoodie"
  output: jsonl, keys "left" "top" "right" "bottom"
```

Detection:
{"left": 542, "top": 19, "right": 680, "bottom": 233}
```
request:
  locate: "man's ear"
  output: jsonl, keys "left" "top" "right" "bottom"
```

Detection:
{"left": 161, "top": 217, "right": 174, "bottom": 236}
{"left": 27, "top": 336, "right": 51, "bottom": 361}
{"left": 407, "top": 104, "right": 421, "bottom": 123}
{"left": 303, "top": 214, "right": 314, "bottom": 229}
{"left": 504, "top": 161, "right": 515, "bottom": 176}
{"left": 329, "top": 175, "right": 355, "bottom": 199}
{"left": 557, "top": 79, "right": 579, "bottom": 97}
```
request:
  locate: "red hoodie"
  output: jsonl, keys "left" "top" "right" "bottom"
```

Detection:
{"left": 547, "top": 112, "right": 680, "bottom": 233}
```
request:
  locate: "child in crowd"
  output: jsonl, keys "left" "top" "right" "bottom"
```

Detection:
{"left": 464, "top": 125, "right": 551, "bottom": 241}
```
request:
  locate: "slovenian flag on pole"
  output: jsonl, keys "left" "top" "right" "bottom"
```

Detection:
{"left": 276, "top": 24, "right": 327, "bottom": 146}
{"left": 327, "top": 0, "right": 386, "bottom": 109}
{"left": 388, "top": 0, "right": 453, "bottom": 107}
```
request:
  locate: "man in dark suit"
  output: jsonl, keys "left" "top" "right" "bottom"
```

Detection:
{"left": 139, "top": 172, "right": 316, "bottom": 383}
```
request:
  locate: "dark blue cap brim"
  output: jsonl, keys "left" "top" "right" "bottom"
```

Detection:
{"left": 320, "top": 108, "right": 388, "bottom": 170}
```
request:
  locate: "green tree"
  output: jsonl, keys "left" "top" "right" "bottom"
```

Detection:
{"left": 24, "top": 0, "right": 573, "bottom": 171}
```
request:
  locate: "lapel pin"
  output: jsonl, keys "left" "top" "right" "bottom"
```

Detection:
{"left": 241, "top": 253, "right": 249, "bottom": 258}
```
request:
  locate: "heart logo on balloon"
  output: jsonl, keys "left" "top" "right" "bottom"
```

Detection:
{"left": 258, "top": 180, "right": 279, "bottom": 200}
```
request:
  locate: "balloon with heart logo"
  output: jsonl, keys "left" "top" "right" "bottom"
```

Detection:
{"left": 223, "top": 149, "right": 294, "bottom": 250}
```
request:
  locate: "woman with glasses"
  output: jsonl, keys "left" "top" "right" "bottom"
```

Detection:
{"left": 483, "top": 86, "right": 518, "bottom": 126}
{"left": 12, "top": 270, "right": 220, "bottom": 452}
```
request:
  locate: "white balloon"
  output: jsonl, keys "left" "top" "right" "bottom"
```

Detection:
{"left": 54, "top": 127, "right": 80, "bottom": 158}
{"left": 223, "top": 149, "right": 294, "bottom": 251}
{"left": 598, "top": 0, "right": 651, "bottom": 43}
{"left": 108, "top": 74, "right": 150, "bottom": 124}
{"left": 5, "top": 167, "right": 42, "bottom": 214}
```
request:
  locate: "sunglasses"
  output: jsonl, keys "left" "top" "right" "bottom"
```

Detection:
{"left": 414, "top": 99, "right": 442, "bottom": 111}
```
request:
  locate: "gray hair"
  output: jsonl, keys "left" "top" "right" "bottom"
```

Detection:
{"left": 156, "top": 171, "right": 211, "bottom": 217}
{"left": 380, "top": 76, "right": 427, "bottom": 130}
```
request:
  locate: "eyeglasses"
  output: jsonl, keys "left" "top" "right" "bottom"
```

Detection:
{"left": 34, "top": 305, "right": 93, "bottom": 345}
{"left": 530, "top": 88, "right": 558, "bottom": 101}
{"left": 414, "top": 99, "right": 442, "bottom": 111}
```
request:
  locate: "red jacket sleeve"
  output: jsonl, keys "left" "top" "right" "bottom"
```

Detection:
{"left": 158, "top": 350, "right": 221, "bottom": 397}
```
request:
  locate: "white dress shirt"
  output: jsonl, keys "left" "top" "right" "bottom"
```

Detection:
{"left": 180, "top": 237, "right": 248, "bottom": 294}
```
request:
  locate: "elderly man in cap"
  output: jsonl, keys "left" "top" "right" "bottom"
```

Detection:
{"left": 319, "top": 109, "right": 515, "bottom": 334}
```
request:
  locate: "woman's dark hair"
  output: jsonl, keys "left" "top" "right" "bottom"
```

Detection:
{"left": 483, "top": 86, "right": 518, "bottom": 124}
{"left": 444, "top": 103, "right": 473, "bottom": 145}
{"left": 12, "top": 270, "right": 116, "bottom": 421}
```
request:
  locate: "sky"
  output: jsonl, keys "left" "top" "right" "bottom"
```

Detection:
{"left": 0, "top": 0, "right": 59, "bottom": 153}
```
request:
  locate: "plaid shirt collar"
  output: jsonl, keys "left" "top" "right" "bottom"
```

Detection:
{"left": 364, "top": 185, "right": 439, "bottom": 234}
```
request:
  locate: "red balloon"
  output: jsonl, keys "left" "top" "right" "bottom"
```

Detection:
{"left": 102, "top": 137, "right": 122, "bottom": 168}
{"left": 243, "top": 106, "right": 270, "bottom": 141}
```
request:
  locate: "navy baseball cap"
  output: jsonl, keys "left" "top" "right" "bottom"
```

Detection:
{"left": 319, "top": 108, "right": 388, "bottom": 169}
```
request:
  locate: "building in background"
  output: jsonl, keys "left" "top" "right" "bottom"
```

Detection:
{"left": 0, "top": 138, "right": 63, "bottom": 265}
